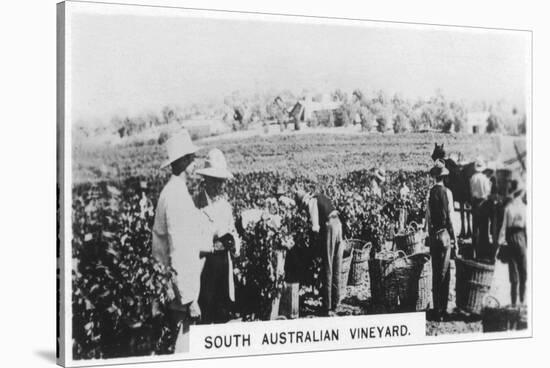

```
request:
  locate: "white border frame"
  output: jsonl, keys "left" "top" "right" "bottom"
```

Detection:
{"left": 59, "top": 1, "right": 533, "bottom": 366}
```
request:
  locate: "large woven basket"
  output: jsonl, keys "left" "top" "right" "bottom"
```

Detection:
{"left": 455, "top": 257, "right": 495, "bottom": 315}
{"left": 394, "top": 222, "right": 427, "bottom": 255}
{"left": 416, "top": 257, "right": 432, "bottom": 311}
{"left": 340, "top": 241, "right": 353, "bottom": 295}
{"left": 369, "top": 251, "right": 430, "bottom": 312}
{"left": 482, "top": 297, "right": 528, "bottom": 332}
{"left": 347, "top": 239, "right": 372, "bottom": 286}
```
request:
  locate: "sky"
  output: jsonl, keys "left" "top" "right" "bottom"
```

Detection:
{"left": 69, "top": 9, "right": 530, "bottom": 124}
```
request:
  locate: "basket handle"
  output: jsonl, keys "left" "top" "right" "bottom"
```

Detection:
{"left": 362, "top": 241, "right": 372, "bottom": 251}
{"left": 408, "top": 221, "right": 420, "bottom": 232}
{"left": 381, "top": 250, "right": 409, "bottom": 274}
{"left": 483, "top": 295, "right": 500, "bottom": 309}
{"left": 396, "top": 250, "right": 407, "bottom": 259}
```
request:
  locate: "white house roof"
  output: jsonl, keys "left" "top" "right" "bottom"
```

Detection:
{"left": 467, "top": 111, "right": 490, "bottom": 128}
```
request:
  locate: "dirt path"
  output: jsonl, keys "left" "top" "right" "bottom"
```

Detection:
{"left": 197, "top": 123, "right": 364, "bottom": 144}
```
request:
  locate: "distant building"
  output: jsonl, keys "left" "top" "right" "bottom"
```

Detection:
{"left": 467, "top": 111, "right": 490, "bottom": 134}
{"left": 290, "top": 94, "right": 343, "bottom": 123}
{"left": 181, "top": 118, "right": 231, "bottom": 138}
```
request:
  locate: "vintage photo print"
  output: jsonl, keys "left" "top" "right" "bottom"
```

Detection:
{"left": 57, "top": 1, "right": 531, "bottom": 366}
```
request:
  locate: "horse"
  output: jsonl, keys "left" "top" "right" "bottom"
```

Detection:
{"left": 431, "top": 143, "right": 476, "bottom": 238}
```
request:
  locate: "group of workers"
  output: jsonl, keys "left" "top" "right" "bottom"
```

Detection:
{"left": 151, "top": 129, "right": 527, "bottom": 353}
{"left": 425, "top": 157, "right": 527, "bottom": 321}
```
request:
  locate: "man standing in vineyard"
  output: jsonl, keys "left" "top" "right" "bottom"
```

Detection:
{"left": 295, "top": 189, "right": 343, "bottom": 316}
{"left": 425, "top": 159, "right": 457, "bottom": 321}
{"left": 151, "top": 130, "right": 217, "bottom": 353}
{"left": 370, "top": 167, "right": 386, "bottom": 197}
{"left": 469, "top": 157, "right": 492, "bottom": 257}
{"left": 498, "top": 179, "right": 527, "bottom": 307}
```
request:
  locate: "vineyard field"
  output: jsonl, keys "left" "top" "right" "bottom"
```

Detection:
{"left": 70, "top": 131, "right": 522, "bottom": 359}
{"left": 73, "top": 132, "right": 502, "bottom": 183}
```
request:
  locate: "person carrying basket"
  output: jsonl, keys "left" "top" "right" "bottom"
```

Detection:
{"left": 425, "top": 159, "right": 457, "bottom": 321}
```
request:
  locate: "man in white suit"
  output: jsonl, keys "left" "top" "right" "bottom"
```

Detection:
{"left": 152, "top": 130, "right": 216, "bottom": 353}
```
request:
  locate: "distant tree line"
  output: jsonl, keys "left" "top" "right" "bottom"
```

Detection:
{"left": 74, "top": 89, "right": 526, "bottom": 140}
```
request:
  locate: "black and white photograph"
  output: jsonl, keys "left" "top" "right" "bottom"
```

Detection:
{"left": 57, "top": 0, "right": 531, "bottom": 366}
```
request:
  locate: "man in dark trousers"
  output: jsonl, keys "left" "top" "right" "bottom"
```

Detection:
{"left": 295, "top": 189, "right": 343, "bottom": 316}
{"left": 424, "top": 159, "right": 457, "bottom": 321}
{"left": 469, "top": 157, "right": 492, "bottom": 257}
{"left": 498, "top": 179, "right": 527, "bottom": 306}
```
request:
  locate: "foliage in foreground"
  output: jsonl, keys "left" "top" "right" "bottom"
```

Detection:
{"left": 72, "top": 169, "right": 429, "bottom": 359}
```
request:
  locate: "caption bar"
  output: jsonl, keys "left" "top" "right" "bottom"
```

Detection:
{"left": 190, "top": 312, "right": 426, "bottom": 357}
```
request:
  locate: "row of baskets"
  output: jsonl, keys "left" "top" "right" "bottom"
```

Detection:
{"left": 340, "top": 221, "right": 504, "bottom": 317}
{"left": 342, "top": 222, "right": 428, "bottom": 286}
{"left": 340, "top": 221, "right": 433, "bottom": 312}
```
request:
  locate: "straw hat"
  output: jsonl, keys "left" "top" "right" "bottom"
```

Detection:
{"left": 293, "top": 188, "right": 313, "bottom": 207}
{"left": 474, "top": 157, "right": 486, "bottom": 172}
{"left": 160, "top": 130, "right": 200, "bottom": 168}
{"left": 429, "top": 159, "right": 449, "bottom": 177}
{"left": 294, "top": 189, "right": 306, "bottom": 203}
{"left": 196, "top": 148, "right": 234, "bottom": 179}
{"left": 374, "top": 168, "right": 386, "bottom": 183}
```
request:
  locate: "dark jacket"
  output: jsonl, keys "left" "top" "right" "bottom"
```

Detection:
{"left": 428, "top": 185, "right": 452, "bottom": 235}
{"left": 314, "top": 193, "right": 336, "bottom": 234}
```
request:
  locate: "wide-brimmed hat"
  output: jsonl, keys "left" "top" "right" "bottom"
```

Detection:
{"left": 430, "top": 159, "right": 449, "bottom": 177}
{"left": 293, "top": 188, "right": 312, "bottom": 207}
{"left": 294, "top": 189, "right": 306, "bottom": 203}
{"left": 474, "top": 157, "right": 486, "bottom": 172}
{"left": 373, "top": 168, "right": 386, "bottom": 183}
{"left": 196, "top": 148, "right": 234, "bottom": 179}
{"left": 160, "top": 130, "right": 200, "bottom": 168}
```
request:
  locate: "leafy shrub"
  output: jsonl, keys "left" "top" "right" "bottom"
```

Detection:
{"left": 307, "top": 113, "right": 319, "bottom": 128}
{"left": 72, "top": 169, "right": 431, "bottom": 358}
{"left": 358, "top": 106, "right": 375, "bottom": 132}
{"left": 393, "top": 112, "right": 410, "bottom": 133}
{"left": 334, "top": 106, "right": 351, "bottom": 127}
{"left": 486, "top": 113, "right": 503, "bottom": 134}
{"left": 376, "top": 112, "right": 391, "bottom": 133}
{"left": 72, "top": 182, "right": 175, "bottom": 359}
{"left": 234, "top": 213, "right": 293, "bottom": 320}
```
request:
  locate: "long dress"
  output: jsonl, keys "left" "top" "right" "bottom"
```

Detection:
{"left": 194, "top": 189, "right": 240, "bottom": 324}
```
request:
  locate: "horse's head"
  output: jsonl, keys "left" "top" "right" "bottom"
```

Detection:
{"left": 431, "top": 143, "right": 446, "bottom": 161}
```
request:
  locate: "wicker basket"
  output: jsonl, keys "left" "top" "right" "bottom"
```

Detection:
{"left": 416, "top": 257, "right": 432, "bottom": 311}
{"left": 455, "top": 257, "right": 495, "bottom": 315}
{"left": 369, "top": 251, "right": 430, "bottom": 312}
{"left": 340, "top": 241, "right": 353, "bottom": 294}
{"left": 394, "top": 222, "right": 427, "bottom": 255}
{"left": 368, "top": 250, "right": 397, "bottom": 304}
{"left": 482, "top": 297, "right": 528, "bottom": 332}
{"left": 347, "top": 239, "right": 372, "bottom": 286}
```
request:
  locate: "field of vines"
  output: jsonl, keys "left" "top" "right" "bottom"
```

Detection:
{"left": 71, "top": 133, "right": 501, "bottom": 359}
{"left": 73, "top": 132, "right": 501, "bottom": 182}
